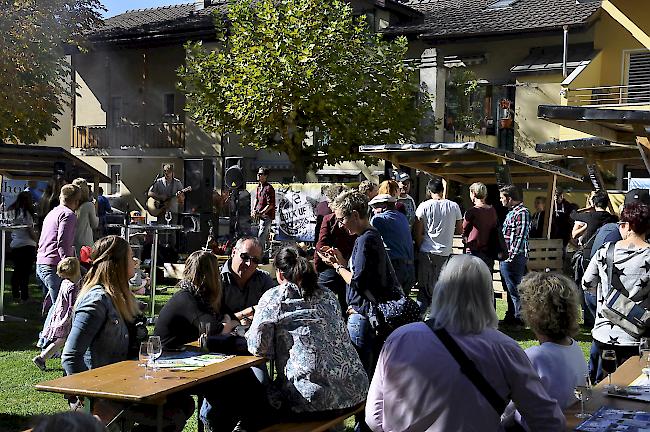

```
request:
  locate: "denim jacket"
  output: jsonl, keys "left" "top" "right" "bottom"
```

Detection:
{"left": 62, "top": 285, "right": 129, "bottom": 375}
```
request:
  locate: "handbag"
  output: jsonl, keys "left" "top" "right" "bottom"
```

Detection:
{"left": 487, "top": 224, "right": 508, "bottom": 261}
{"left": 363, "top": 251, "right": 421, "bottom": 339}
{"left": 601, "top": 242, "right": 650, "bottom": 338}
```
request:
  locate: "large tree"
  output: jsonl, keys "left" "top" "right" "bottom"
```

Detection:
{"left": 0, "top": 0, "right": 103, "bottom": 144}
{"left": 179, "top": 0, "right": 430, "bottom": 177}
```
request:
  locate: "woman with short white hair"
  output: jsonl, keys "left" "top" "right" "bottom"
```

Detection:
{"left": 365, "top": 255, "right": 565, "bottom": 432}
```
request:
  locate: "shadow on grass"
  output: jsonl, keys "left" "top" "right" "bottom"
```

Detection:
{"left": 0, "top": 412, "right": 36, "bottom": 431}
{"left": 0, "top": 280, "right": 45, "bottom": 352}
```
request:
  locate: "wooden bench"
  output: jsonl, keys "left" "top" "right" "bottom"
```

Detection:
{"left": 259, "top": 403, "right": 364, "bottom": 432}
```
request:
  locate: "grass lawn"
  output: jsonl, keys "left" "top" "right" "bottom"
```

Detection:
{"left": 0, "top": 271, "right": 593, "bottom": 432}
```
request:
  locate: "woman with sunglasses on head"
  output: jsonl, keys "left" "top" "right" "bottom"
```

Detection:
{"left": 247, "top": 245, "right": 368, "bottom": 427}
{"left": 61, "top": 236, "right": 193, "bottom": 431}
{"left": 582, "top": 202, "right": 650, "bottom": 383}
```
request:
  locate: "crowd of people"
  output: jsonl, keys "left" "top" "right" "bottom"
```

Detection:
{"left": 11, "top": 168, "right": 650, "bottom": 431}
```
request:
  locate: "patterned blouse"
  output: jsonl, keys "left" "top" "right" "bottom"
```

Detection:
{"left": 246, "top": 282, "right": 369, "bottom": 413}
{"left": 582, "top": 243, "right": 650, "bottom": 346}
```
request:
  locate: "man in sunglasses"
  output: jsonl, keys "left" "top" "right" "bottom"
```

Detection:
{"left": 221, "top": 236, "right": 276, "bottom": 323}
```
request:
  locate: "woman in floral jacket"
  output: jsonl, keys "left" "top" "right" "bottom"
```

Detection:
{"left": 247, "top": 246, "right": 368, "bottom": 420}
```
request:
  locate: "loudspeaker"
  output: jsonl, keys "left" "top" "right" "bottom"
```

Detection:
{"left": 224, "top": 165, "right": 244, "bottom": 190}
{"left": 181, "top": 213, "right": 216, "bottom": 253}
{"left": 184, "top": 159, "right": 215, "bottom": 213}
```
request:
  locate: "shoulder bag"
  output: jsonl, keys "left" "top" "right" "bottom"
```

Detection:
{"left": 601, "top": 243, "right": 650, "bottom": 338}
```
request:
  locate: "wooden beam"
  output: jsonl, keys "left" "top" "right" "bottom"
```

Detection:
{"left": 0, "top": 165, "right": 53, "bottom": 173}
{"left": 432, "top": 165, "right": 539, "bottom": 176}
{"left": 407, "top": 163, "right": 470, "bottom": 183}
{"left": 393, "top": 152, "right": 495, "bottom": 164}
{"left": 634, "top": 128, "right": 650, "bottom": 175}
{"left": 544, "top": 175, "right": 557, "bottom": 239}
{"left": 0, "top": 154, "right": 60, "bottom": 163}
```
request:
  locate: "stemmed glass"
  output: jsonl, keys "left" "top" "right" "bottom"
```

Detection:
{"left": 640, "top": 338, "right": 650, "bottom": 382}
{"left": 148, "top": 336, "right": 162, "bottom": 371}
{"left": 139, "top": 341, "right": 153, "bottom": 379}
{"left": 164, "top": 211, "right": 172, "bottom": 225}
{"left": 574, "top": 374, "right": 593, "bottom": 418}
{"left": 602, "top": 349, "right": 617, "bottom": 391}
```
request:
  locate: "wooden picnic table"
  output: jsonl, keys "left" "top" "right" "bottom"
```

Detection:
{"left": 564, "top": 356, "right": 648, "bottom": 430}
{"left": 35, "top": 353, "right": 265, "bottom": 432}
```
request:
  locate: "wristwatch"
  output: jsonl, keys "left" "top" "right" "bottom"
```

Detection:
{"left": 334, "top": 264, "right": 343, "bottom": 274}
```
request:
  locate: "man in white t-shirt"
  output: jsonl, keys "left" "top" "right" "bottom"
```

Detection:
{"left": 413, "top": 177, "right": 462, "bottom": 315}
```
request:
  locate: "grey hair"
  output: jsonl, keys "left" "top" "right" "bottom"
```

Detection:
{"left": 358, "top": 180, "right": 377, "bottom": 195}
{"left": 430, "top": 255, "right": 498, "bottom": 334}
{"left": 235, "top": 236, "right": 262, "bottom": 251}
{"left": 469, "top": 182, "right": 487, "bottom": 200}
{"left": 332, "top": 190, "right": 369, "bottom": 219}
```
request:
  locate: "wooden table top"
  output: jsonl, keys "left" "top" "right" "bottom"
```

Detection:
{"left": 35, "top": 354, "right": 265, "bottom": 404}
{"left": 564, "top": 356, "right": 648, "bottom": 430}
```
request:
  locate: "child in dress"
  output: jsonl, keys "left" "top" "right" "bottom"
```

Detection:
{"left": 33, "top": 257, "right": 81, "bottom": 371}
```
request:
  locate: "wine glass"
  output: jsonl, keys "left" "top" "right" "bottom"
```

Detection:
{"left": 601, "top": 349, "right": 617, "bottom": 391}
{"left": 139, "top": 341, "right": 153, "bottom": 379}
{"left": 640, "top": 349, "right": 650, "bottom": 383}
{"left": 574, "top": 374, "right": 592, "bottom": 418}
{"left": 164, "top": 211, "right": 172, "bottom": 225}
{"left": 199, "top": 322, "right": 211, "bottom": 352}
{"left": 148, "top": 336, "right": 162, "bottom": 371}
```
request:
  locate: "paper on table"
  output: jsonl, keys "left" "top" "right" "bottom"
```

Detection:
{"left": 576, "top": 406, "right": 650, "bottom": 431}
{"left": 630, "top": 374, "right": 650, "bottom": 387}
{"left": 156, "top": 353, "right": 234, "bottom": 369}
{"left": 604, "top": 375, "right": 650, "bottom": 403}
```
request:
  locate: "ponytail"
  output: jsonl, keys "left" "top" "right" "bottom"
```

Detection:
{"left": 273, "top": 246, "right": 318, "bottom": 297}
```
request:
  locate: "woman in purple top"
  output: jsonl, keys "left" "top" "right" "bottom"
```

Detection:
{"left": 36, "top": 184, "right": 80, "bottom": 347}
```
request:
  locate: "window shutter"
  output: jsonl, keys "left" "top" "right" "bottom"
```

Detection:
{"left": 627, "top": 51, "right": 650, "bottom": 103}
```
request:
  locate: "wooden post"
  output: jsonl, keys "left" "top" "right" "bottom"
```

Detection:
{"left": 635, "top": 135, "right": 650, "bottom": 176}
{"left": 543, "top": 175, "right": 557, "bottom": 240}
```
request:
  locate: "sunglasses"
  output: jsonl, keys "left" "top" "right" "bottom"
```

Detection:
{"left": 240, "top": 252, "right": 261, "bottom": 264}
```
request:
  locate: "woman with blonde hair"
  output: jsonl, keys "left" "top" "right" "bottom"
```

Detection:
{"left": 155, "top": 250, "right": 238, "bottom": 349}
{"left": 366, "top": 255, "right": 564, "bottom": 432}
{"left": 71, "top": 178, "right": 98, "bottom": 256}
{"left": 62, "top": 235, "right": 193, "bottom": 430}
{"left": 377, "top": 180, "right": 407, "bottom": 215}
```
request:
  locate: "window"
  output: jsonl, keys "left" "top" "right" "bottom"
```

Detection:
{"left": 625, "top": 50, "right": 650, "bottom": 104}
{"left": 109, "top": 164, "right": 122, "bottom": 195}
{"left": 486, "top": 0, "right": 518, "bottom": 9}
{"left": 110, "top": 96, "right": 123, "bottom": 126}
{"left": 164, "top": 93, "right": 175, "bottom": 116}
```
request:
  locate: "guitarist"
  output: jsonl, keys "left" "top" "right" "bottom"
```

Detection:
{"left": 147, "top": 164, "right": 185, "bottom": 248}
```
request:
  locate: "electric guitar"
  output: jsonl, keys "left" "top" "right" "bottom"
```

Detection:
{"left": 146, "top": 186, "right": 192, "bottom": 217}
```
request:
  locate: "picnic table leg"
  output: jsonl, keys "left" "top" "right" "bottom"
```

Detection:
{"left": 156, "top": 403, "right": 163, "bottom": 432}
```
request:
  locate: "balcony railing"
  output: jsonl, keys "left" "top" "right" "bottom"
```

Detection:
{"left": 73, "top": 123, "right": 186, "bottom": 149}
{"left": 565, "top": 84, "right": 650, "bottom": 106}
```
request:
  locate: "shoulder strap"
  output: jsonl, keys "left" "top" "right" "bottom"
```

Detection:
{"left": 425, "top": 320, "right": 507, "bottom": 415}
{"left": 606, "top": 241, "right": 616, "bottom": 292}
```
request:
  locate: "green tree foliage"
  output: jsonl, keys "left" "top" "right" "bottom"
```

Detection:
{"left": 0, "top": 0, "right": 103, "bottom": 144}
{"left": 179, "top": 0, "right": 430, "bottom": 177}
{"left": 445, "top": 67, "right": 482, "bottom": 134}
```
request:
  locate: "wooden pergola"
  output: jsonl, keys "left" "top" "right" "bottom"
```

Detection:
{"left": 359, "top": 141, "right": 584, "bottom": 237}
{"left": 0, "top": 143, "right": 111, "bottom": 189}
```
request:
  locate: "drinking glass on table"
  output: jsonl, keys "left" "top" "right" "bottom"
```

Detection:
{"left": 148, "top": 336, "right": 162, "bottom": 371}
{"left": 139, "top": 341, "right": 153, "bottom": 379}
{"left": 165, "top": 211, "right": 172, "bottom": 225}
{"left": 640, "top": 347, "right": 650, "bottom": 382}
{"left": 601, "top": 349, "right": 617, "bottom": 391}
{"left": 574, "top": 374, "right": 593, "bottom": 418}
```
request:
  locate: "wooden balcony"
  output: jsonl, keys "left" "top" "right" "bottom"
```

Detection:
{"left": 73, "top": 123, "right": 186, "bottom": 149}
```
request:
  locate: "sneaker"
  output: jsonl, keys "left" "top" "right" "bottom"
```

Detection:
{"left": 32, "top": 356, "right": 46, "bottom": 371}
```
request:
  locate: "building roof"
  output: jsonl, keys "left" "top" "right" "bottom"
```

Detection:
{"left": 383, "top": 0, "right": 601, "bottom": 40}
{"left": 89, "top": 2, "right": 227, "bottom": 45}
{"left": 359, "top": 141, "right": 583, "bottom": 184}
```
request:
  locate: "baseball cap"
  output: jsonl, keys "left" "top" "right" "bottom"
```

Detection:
{"left": 624, "top": 188, "right": 650, "bottom": 206}
{"left": 395, "top": 172, "right": 410, "bottom": 183}
{"left": 369, "top": 194, "right": 397, "bottom": 207}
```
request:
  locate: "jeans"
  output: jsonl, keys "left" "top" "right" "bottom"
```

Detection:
{"left": 499, "top": 255, "right": 527, "bottom": 319}
{"left": 347, "top": 313, "right": 377, "bottom": 432}
{"left": 317, "top": 268, "right": 347, "bottom": 316}
{"left": 11, "top": 245, "right": 36, "bottom": 300}
{"left": 200, "top": 368, "right": 268, "bottom": 431}
{"left": 391, "top": 259, "right": 415, "bottom": 297}
{"left": 583, "top": 291, "right": 597, "bottom": 328}
{"left": 257, "top": 218, "right": 273, "bottom": 256}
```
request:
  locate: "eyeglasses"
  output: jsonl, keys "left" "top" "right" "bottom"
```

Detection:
{"left": 239, "top": 252, "right": 261, "bottom": 264}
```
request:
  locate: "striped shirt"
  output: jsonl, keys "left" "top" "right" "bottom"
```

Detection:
{"left": 502, "top": 202, "right": 531, "bottom": 262}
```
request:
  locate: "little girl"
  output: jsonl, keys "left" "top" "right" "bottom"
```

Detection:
{"left": 33, "top": 257, "right": 81, "bottom": 371}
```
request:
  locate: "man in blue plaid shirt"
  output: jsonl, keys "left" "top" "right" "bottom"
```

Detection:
{"left": 499, "top": 185, "right": 531, "bottom": 326}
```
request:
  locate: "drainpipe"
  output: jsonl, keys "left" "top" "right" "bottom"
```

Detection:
{"left": 562, "top": 25, "right": 569, "bottom": 78}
